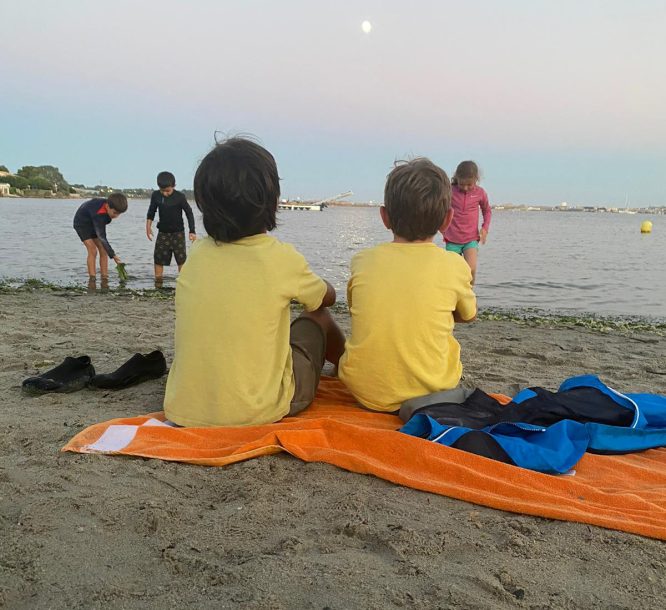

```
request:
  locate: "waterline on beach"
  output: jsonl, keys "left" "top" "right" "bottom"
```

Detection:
{"left": 3, "top": 279, "right": 665, "bottom": 331}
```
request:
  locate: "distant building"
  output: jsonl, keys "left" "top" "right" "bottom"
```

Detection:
{"left": 0, "top": 183, "right": 10, "bottom": 196}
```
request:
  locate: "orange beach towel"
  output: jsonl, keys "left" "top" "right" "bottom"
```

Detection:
{"left": 63, "top": 377, "right": 666, "bottom": 540}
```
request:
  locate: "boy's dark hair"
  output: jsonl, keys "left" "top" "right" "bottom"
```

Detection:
{"left": 452, "top": 160, "right": 480, "bottom": 185}
{"left": 383, "top": 158, "right": 451, "bottom": 241}
{"left": 157, "top": 171, "right": 176, "bottom": 189}
{"left": 107, "top": 192, "right": 128, "bottom": 213}
{"left": 194, "top": 137, "right": 279, "bottom": 243}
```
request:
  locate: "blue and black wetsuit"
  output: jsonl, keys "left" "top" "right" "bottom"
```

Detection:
{"left": 73, "top": 198, "right": 116, "bottom": 257}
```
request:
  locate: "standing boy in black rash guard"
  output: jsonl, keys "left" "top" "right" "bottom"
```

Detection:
{"left": 146, "top": 171, "right": 196, "bottom": 285}
{"left": 73, "top": 193, "right": 127, "bottom": 281}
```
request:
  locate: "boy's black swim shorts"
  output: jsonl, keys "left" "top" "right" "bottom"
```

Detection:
{"left": 154, "top": 231, "right": 187, "bottom": 266}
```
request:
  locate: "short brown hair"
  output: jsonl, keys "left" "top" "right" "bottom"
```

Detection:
{"left": 383, "top": 158, "right": 451, "bottom": 241}
{"left": 107, "top": 193, "right": 128, "bottom": 213}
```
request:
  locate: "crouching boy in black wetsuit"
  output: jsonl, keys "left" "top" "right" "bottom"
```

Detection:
{"left": 146, "top": 171, "right": 196, "bottom": 285}
{"left": 73, "top": 193, "right": 127, "bottom": 282}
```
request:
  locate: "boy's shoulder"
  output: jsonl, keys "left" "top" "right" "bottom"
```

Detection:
{"left": 261, "top": 236, "right": 310, "bottom": 267}
{"left": 191, "top": 234, "right": 305, "bottom": 260}
{"left": 353, "top": 242, "right": 470, "bottom": 275}
{"left": 187, "top": 235, "right": 318, "bottom": 283}
{"left": 353, "top": 242, "right": 445, "bottom": 259}
{"left": 78, "top": 197, "right": 106, "bottom": 211}
{"left": 352, "top": 241, "right": 391, "bottom": 257}
{"left": 350, "top": 242, "right": 383, "bottom": 266}
{"left": 171, "top": 189, "right": 188, "bottom": 204}
{"left": 350, "top": 242, "right": 437, "bottom": 271}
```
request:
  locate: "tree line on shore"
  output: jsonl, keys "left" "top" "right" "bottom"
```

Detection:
{"left": 0, "top": 164, "right": 194, "bottom": 199}
{"left": 0, "top": 165, "right": 74, "bottom": 196}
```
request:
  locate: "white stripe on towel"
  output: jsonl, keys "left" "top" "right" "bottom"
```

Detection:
{"left": 86, "top": 418, "right": 169, "bottom": 452}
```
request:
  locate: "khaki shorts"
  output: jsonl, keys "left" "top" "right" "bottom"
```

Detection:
{"left": 289, "top": 317, "right": 326, "bottom": 415}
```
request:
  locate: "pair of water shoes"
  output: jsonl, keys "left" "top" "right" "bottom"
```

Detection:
{"left": 22, "top": 351, "right": 167, "bottom": 395}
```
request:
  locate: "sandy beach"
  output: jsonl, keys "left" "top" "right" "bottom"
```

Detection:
{"left": 1, "top": 289, "right": 665, "bottom": 609}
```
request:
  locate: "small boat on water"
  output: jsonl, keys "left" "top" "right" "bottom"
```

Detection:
{"left": 278, "top": 191, "right": 353, "bottom": 211}
{"left": 278, "top": 201, "right": 327, "bottom": 211}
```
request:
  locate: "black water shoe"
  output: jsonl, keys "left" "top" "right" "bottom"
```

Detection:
{"left": 90, "top": 351, "right": 167, "bottom": 389}
{"left": 22, "top": 356, "right": 95, "bottom": 395}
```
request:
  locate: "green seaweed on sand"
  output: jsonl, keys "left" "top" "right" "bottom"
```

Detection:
{"left": 0, "top": 278, "right": 86, "bottom": 294}
{"left": 478, "top": 308, "right": 666, "bottom": 335}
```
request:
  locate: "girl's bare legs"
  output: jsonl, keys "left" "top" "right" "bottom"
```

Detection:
{"left": 83, "top": 239, "right": 98, "bottom": 277}
{"left": 462, "top": 247, "right": 478, "bottom": 285}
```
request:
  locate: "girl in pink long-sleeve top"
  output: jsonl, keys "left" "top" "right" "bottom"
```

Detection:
{"left": 442, "top": 160, "right": 491, "bottom": 284}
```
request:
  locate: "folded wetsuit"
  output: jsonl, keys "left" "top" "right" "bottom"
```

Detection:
{"left": 400, "top": 375, "right": 666, "bottom": 473}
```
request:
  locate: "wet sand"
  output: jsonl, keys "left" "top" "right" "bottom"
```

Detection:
{"left": 1, "top": 290, "right": 665, "bottom": 609}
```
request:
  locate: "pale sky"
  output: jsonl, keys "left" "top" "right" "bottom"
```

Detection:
{"left": 1, "top": 0, "right": 665, "bottom": 205}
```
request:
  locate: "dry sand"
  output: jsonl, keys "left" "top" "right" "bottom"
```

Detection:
{"left": 1, "top": 290, "right": 665, "bottom": 609}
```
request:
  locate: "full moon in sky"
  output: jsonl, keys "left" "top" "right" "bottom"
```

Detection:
{"left": 361, "top": 20, "right": 372, "bottom": 33}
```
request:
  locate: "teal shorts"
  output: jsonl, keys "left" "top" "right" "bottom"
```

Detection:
{"left": 445, "top": 240, "right": 479, "bottom": 254}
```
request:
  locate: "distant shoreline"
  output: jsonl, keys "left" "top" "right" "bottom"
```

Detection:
{"left": 1, "top": 195, "right": 664, "bottom": 214}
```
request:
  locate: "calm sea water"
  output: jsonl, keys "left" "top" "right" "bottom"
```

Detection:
{"left": 0, "top": 198, "right": 664, "bottom": 320}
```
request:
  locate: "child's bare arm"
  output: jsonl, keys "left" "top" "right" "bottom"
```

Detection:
{"left": 454, "top": 277, "right": 477, "bottom": 323}
{"left": 319, "top": 280, "right": 336, "bottom": 308}
{"left": 479, "top": 191, "right": 491, "bottom": 243}
{"left": 453, "top": 309, "right": 476, "bottom": 323}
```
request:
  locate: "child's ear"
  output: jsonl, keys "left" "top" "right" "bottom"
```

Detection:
{"left": 380, "top": 206, "right": 391, "bottom": 230}
{"left": 439, "top": 208, "right": 454, "bottom": 233}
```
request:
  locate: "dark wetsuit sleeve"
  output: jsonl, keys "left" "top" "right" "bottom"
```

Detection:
{"left": 182, "top": 196, "right": 196, "bottom": 233}
{"left": 92, "top": 216, "right": 115, "bottom": 258}
{"left": 147, "top": 192, "right": 159, "bottom": 221}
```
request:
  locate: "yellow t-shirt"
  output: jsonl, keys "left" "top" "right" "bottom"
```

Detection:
{"left": 164, "top": 235, "right": 327, "bottom": 427}
{"left": 338, "top": 242, "right": 476, "bottom": 412}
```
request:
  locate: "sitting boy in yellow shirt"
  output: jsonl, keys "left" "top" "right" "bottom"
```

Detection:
{"left": 164, "top": 137, "right": 345, "bottom": 427}
{"left": 339, "top": 158, "right": 477, "bottom": 412}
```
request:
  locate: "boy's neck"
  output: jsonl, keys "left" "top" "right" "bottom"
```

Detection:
{"left": 392, "top": 235, "right": 435, "bottom": 244}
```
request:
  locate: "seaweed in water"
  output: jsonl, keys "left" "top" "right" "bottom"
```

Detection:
{"left": 116, "top": 263, "right": 130, "bottom": 282}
